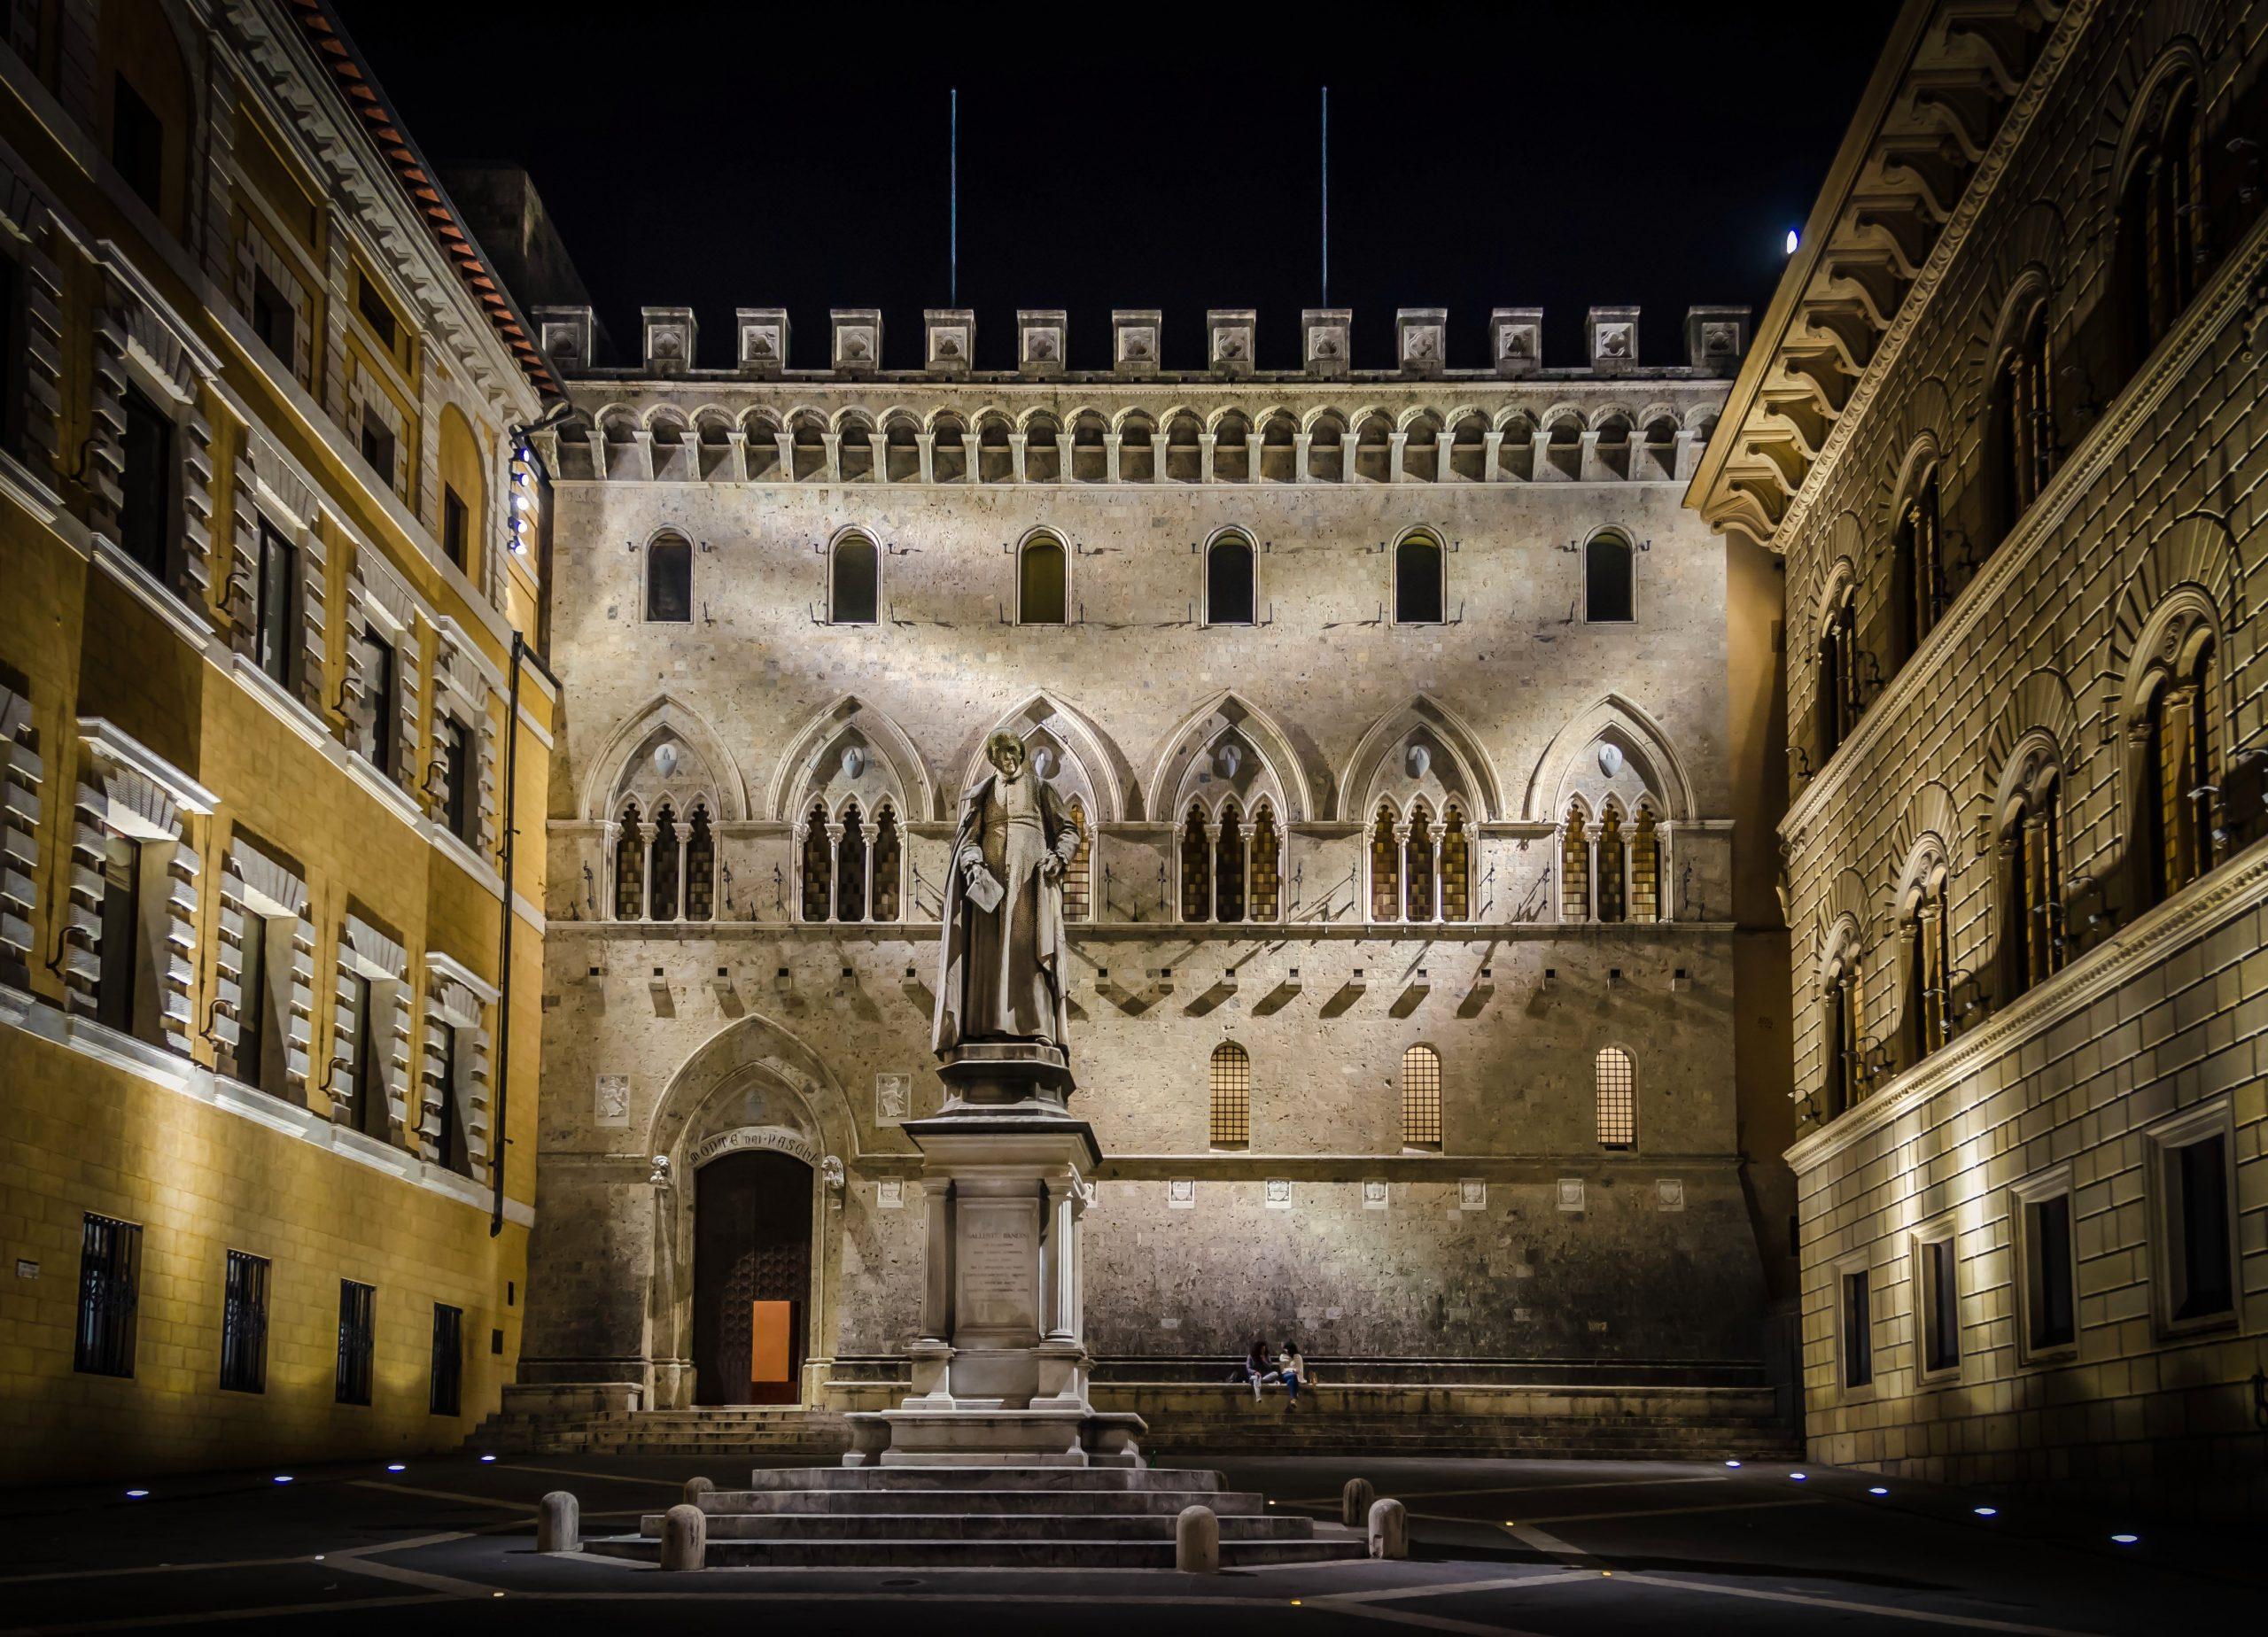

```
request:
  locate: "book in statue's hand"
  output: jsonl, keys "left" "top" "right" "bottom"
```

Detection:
{"left": 965, "top": 865, "right": 1005, "bottom": 912}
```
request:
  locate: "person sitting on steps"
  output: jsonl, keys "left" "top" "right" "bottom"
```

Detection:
{"left": 1278, "top": 1340, "right": 1308, "bottom": 1409}
{"left": 1231, "top": 1337, "right": 1278, "bottom": 1400}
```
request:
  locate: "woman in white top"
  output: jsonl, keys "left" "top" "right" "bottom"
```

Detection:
{"left": 1278, "top": 1342, "right": 1308, "bottom": 1408}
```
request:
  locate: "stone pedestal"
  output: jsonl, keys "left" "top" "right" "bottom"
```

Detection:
{"left": 846, "top": 1043, "right": 1144, "bottom": 1467}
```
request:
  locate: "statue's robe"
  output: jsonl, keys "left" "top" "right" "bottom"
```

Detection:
{"left": 932, "top": 770, "right": 1078, "bottom": 1053}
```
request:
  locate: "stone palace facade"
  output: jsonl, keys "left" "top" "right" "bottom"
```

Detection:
{"left": 507, "top": 301, "right": 1803, "bottom": 1423}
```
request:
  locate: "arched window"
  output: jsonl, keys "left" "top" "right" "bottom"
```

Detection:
{"left": 1818, "top": 586, "right": 1859, "bottom": 758}
{"left": 1891, "top": 464, "right": 1942, "bottom": 663}
{"left": 1562, "top": 803, "right": 1590, "bottom": 921}
{"left": 1250, "top": 803, "right": 1281, "bottom": 922}
{"left": 1214, "top": 802, "right": 1247, "bottom": 923}
{"left": 1400, "top": 1044, "right": 1442, "bottom": 1149}
{"left": 1404, "top": 803, "right": 1437, "bottom": 922}
{"left": 613, "top": 802, "right": 644, "bottom": 919}
{"left": 685, "top": 804, "right": 715, "bottom": 919}
{"left": 1207, "top": 533, "right": 1255, "bottom": 625}
{"left": 1992, "top": 300, "right": 2054, "bottom": 538}
{"left": 1585, "top": 532, "right": 1635, "bottom": 622}
{"left": 1020, "top": 535, "right": 1067, "bottom": 625}
{"left": 1394, "top": 533, "right": 1444, "bottom": 625}
{"left": 648, "top": 802, "right": 680, "bottom": 920}
{"left": 1440, "top": 806, "right": 1470, "bottom": 923}
{"left": 1997, "top": 772, "right": 2063, "bottom": 1002}
{"left": 1595, "top": 1047, "right": 1636, "bottom": 1149}
{"left": 1899, "top": 862, "right": 1952, "bottom": 1067}
{"left": 1180, "top": 803, "right": 1211, "bottom": 922}
{"left": 1371, "top": 803, "right": 1401, "bottom": 920}
{"left": 831, "top": 533, "right": 878, "bottom": 624}
{"left": 2136, "top": 639, "right": 2221, "bottom": 910}
{"left": 1822, "top": 943, "right": 1864, "bottom": 1121}
{"left": 1596, "top": 804, "right": 1627, "bottom": 924}
{"left": 2117, "top": 80, "right": 2207, "bottom": 375}
{"left": 646, "top": 534, "right": 692, "bottom": 622}
{"left": 871, "top": 804, "right": 902, "bottom": 921}
{"left": 835, "top": 801, "right": 868, "bottom": 923}
{"left": 799, "top": 801, "right": 833, "bottom": 922}
{"left": 1209, "top": 1041, "right": 1251, "bottom": 1148}
{"left": 1631, "top": 804, "right": 1661, "bottom": 922}
{"left": 1060, "top": 796, "right": 1091, "bottom": 923}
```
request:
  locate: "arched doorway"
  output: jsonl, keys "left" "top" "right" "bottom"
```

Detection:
{"left": 692, "top": 1150, "right": 812, "bottom": 1405}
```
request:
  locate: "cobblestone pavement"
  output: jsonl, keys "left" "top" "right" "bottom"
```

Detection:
{"left": 0, "top": 1452, "right": 2256, "bottom": 1634}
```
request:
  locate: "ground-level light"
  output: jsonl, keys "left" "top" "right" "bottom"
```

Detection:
{"left": 2111, "top": 1533, "right": 2139, "bottom": 1545}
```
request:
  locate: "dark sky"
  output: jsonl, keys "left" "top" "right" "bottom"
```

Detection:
{"left": 334, "top": 2, "right": 1901, "bottom": 376}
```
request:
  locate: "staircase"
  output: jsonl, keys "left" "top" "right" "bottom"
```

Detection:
{"left": 584, "top": 1464, "right": 1367, "bottom": 1568}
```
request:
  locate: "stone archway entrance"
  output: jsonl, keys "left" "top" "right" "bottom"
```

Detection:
{"left": 691, "top": 1150, "right": 812, "bottom": 1406}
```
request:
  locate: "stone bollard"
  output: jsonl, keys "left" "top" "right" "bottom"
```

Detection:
{"left": 660, "top": 1503, "right": 707, "bottom": 1571}
{"left": 1368, "top": 1497, "right": 1409, "bottom": 1561}
{"left": 683, "top": 1476, "right": 716, "bottom": 1505}
{"left": 1341, "top": 1477, "right": 1376, "bottom": 1528}
{"left": 535, "top": 1490, "right": 579, "bottom": 1554}
{"left": 1175, "top": 1504, "right": 1221, "bottom": 1574}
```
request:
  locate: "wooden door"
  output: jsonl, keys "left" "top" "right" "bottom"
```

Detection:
{"left": 692, "top": 1150, "right": 812, "bottom": 1406}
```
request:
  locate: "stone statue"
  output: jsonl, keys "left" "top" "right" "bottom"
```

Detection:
{"left": 932, "top": 731, "right": 1080, "bottom": 1058}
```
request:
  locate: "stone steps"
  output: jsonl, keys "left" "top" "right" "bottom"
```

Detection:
{"left": 735, "top": 1464, "right": 1223, "bottom": 1492}
{"left": 585, "top": 1534, "right": 1367, "bottom": 1569}
{"left": 648, "top": 1510, "right": 1317, "bottom": 1541}
{"left": 685, "top": 1486, "right": 1269, "bottom": 1516}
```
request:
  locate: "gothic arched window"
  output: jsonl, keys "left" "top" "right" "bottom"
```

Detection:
{"left": 1020, "top": 535, "right": 1067, "bottom": 625}
{"left": 648, "top": 802, "right": 680, "bottom": 920}
{"left": 1180, "top": 803, "right": 1211, "bottom": 922}
{"left": 835, "top": 800, "right": 868, "bottom": 923}
{"left": 800, "top": 801, "right": 832, "bottom": 922}
{"left": 1394, "top": 533, "right": 1444, "bottom": 625}
{"left": 1440, "top": 805, "right": 1470, "bottom": 923}
{"left": 1371, "top": 803, "right": 1401, "bottom": 920}
{"left": 1596, "top": 1047, "right": 1635, "bottom": 1149}
{"left": 1400, "top": 1043, "right": 1442, "bottom": 1149}
{"left": 1562, "top": 803, "right": 1590, "bottom": 921}
{"left": 685, "top": 803, "right": 715, "bottom": 919}
{"left": 1207, "top": 533, "right": 1254, "bottom": 625}
{"left": 1209, "top": 1041, "right": 1251, "bottom": 1148}
{"left": 1404, "top": 803, "right": 1437, "bottom": 922}
{"left": 832, "top": 533, "right": 879, "bottom": 624}
{"left": 1214, "top": 801, "right": 1247, "bottom": 923}
{"left": 871, "top": 805, "right": 901, "bottom": 922}
{"left": 613, "top": 801, "right": 644, "bottom": 919}
{"left": 1250, "top": 803, "right": 1281, "bottom": 922}
{"left": 646, "top": 534, "right": 691, "bottom": 623}
{"left": 1631, "top": 804, "right": 1661, "bottom": 922}
{"left": 1061, "top": 795, "right": 1090, "bottom": 923}
{"left": 1586, "top": 532, "right": 1634, "bottom": 623}
{"left": 1596, "top": 805, "right": 1627, "bottom": 924}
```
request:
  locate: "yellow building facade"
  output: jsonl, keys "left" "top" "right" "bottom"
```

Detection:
{"left": 0, "top": 0, "right": 557, "bottom": 1481}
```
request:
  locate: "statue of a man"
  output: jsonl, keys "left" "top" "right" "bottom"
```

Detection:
{"left": 932, "top": 731, "right": 1080, "bottom": 1057}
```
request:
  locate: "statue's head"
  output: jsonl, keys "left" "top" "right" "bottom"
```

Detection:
{"left": 984, "top": 732, "right": 1027, "bottom": 780}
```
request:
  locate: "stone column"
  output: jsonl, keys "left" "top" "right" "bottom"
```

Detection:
{"left": 1056, "top": 433, "right": 1076, "bottom": 483}
{"left": 1386, "top": 431, "right": 1407, "bottom": 483}
{"left": 722, "top": 431, "right": 748, "bottom": 482}
{"left": 1434, "top": 431, "right": 1455, "bottom": 480}
{"left": 1008, "top": 433, "right": 1029, "bottom": 484}
{"left": 1197, "top": 432, "right": 1216, "bottom": 484}
{"left": 821, "top": 433, "right": 843, "bottom": 484}
{"left": 1103, "top": 433, "right": 1122, "bottom": 484}
{"left": 1293, "top": 431, "right": 1312, "bottom": 484}
{"left": 1244, "top": 434, "right": 1263, "bottom": 482}
{"left": 773, "top": 431, "right": 796, "bottom": 478}
{"left": 916, "top": 432, "right": 935, "bottom": 485}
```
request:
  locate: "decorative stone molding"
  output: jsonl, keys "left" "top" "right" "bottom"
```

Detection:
{"left": 0, "top": 154, "right": 65, "bottom": 479}
{"left": 0, "top": 685, "right": 41, "bottom": 984}
{"left": 216, "top": 831, "right": 316, "bottom": 1092}
{"left": 422, "top": 950, "right": 496, "bottom": 1179}
{"left": 689, "top": 1124, "right": 819, "bottom": 1170}
{"left": 335, "top": 910, "right": 414, "bottom": 1140}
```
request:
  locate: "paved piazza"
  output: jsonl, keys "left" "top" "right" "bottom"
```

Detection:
{"left": 1, "top": 1455, "right": 2252, "bottom": 1634}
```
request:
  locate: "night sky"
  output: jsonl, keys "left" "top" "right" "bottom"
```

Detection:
{"left": 334, "top": 3, "right": 1903, "bottom": 376}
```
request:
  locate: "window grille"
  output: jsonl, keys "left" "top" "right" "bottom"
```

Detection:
{"left": 1061, "top": 797, "right": 1090, "bottom": 923}
{"left": 1249, "top": 804, "right": 1280, "bottom": 922}
{"left": 1595, "top": 1047, "right": 1635, "bottom": 1149}
{"left": 1631, "top": 806, "right": 1659, "bottom": 922}
{"left": 871, "top": 806, "right": 902, "bottom": 921}
{"left": 219, "top": 1250, "right": 270, "bottom": 1393}
{"left": 799, "top": 802, "right": 832, "bottom": 921}
{"left": 685, "top": 805, "right": 715, "bottom": 919}
{"left": 74, "top": 1213, "right": 140, "bottom": 1377}
{"left": 648, "top": 803, "right": 680, "bottom": 919}
{"left": 1440, "top": 807, "right": 1469, "bottom": 922}
{"left": 835, "top": 801, "right": 868, "bottom": 923}
{"left": 613, "top": 802, "right": 644, "bottom": 919}
{"left": 1400, "top": 1044, "right": 1443, "bottom": 1148}
{"left": 1214, "top": 803, "right": 1246, "bottom": 923}
{"left": 1179, "top": 805, "right": 1211, "bottom": 922}
{"left": 1562, "top": 805, "right": 1588, "bottom": 921}
{"left": 1208, "top": 1042, "right": 1251, "bottom": 1147}
{"left": 430, "top": 1302, "right": 463, "bottom": 1416}
{"left": 1370, "top": 804, "right": 1400, "bottom": 920}
{"left": 1404, "top": 806, "right": 1436, "bottom": 922}
{"left": 336, "top": 1279, "right": 376, "bottom": 1406}
{"left": 1597, "top": 807, "right": 1627, "bottom": 922}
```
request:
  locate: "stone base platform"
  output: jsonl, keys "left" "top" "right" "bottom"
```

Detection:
{"left": 583, "top": 1464, "right": 1367, "bottom": 1568}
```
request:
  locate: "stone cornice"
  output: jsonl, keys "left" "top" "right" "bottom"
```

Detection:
{"left": 1778, "top": 203, "right": 2268, "bottom": 845}
{"left": 1784, "top": 834, "right": 2268, "bottom": 1174}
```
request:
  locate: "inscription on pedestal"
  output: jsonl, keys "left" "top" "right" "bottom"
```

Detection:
{"left": 959, "top": 1210, "right": 1037, "bottom": 1331}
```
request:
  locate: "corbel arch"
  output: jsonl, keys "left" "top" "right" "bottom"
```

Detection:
{"left": 1524, "top": 692, "right": 1696, "bottom": 823}
{"left": 1340, "top": 694, "right": 1503, "bottom": 824}
{"left": 1148, "top": 691, "right": 1317, "bottom": 825}
{"left": 580, "top": 693, "right": 748, "bottom": 823}
{"left": 765, "top": 694, "right": 936, "bottom": 825}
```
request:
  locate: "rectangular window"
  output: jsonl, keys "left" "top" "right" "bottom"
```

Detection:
{"left": 255, "top": 523, "right": 296, "bottom": 686}
{"left": 2021, "top": 1190, "right": 2076, "bottom": 1355}
{"left": 356, "top": 275, "right": 399, "bottom": 349}
{"left": 1840, "top": 1266, "right": 1872, "bottom": 1389}
{"left": 347, "top": 973, "right": 389, "bottom": 1141}
{"left": 74, "top": 1213, "right": 141, "bottom": 1377}
{"left": 352, "top": 626, "right": 396, "bottom": 774}
{"left": 2163, "top": 1129, "right": 2234, "bottom": 1324}
{"left": 219, "top": 1250, "right": 270, "bottom": 1393}
{"left": 94, "top": 838, "right": 141, "bottom": 1036}
{"left": 120, "top": 384, "right": 175, "bottom": 582}
{"left": 0, "top": 252, "right": 28, "bottom": 462}
{"left": 360, "top": 407, "right": 396, "bottom": 489}
{"left": 429, "top": 1302, "right": 463, "bottom": 1416}
{"left": 441, "top": 485, "right": 469, "bottom": 571}
{"left": 250, "top": 266, "right": 294, "bottom": 364}
{"left": 234, "top": 913, "right": 268, "bottom": 1089}
{"left": 442, "top": 717, "right": 475, "bottom": 846}
{"left": 1919, "top": 1235, "right": 1961, "bottom": 1376}
{"left": 433, "top": 1020, "right": 465, "bottom": 1176}
{"left": 336, "top": 1279, "right": 376, "bottom": 1407}
{"left": 111, "top": 74, "right": 165, "bottom": 215}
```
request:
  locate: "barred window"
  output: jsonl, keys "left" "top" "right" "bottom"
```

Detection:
{"left": 835, "top": 800, "right": 868, "bottom": 923}
{"left": 1400, "top": 1044, "right": 1442, "bottom": 1148}
{"left": 1404, "top": 805, "right": 1436, "bottom": 922}
{"left": 1180, "top": 803, "right": 1211, "bottom": 922}
{"left": 1562, "top": 803, "right": 1589, "bottom": 921}
{"left": 1249, "top": 803, "right": 1281, "bottom": 922}
{"left": 430, "top": 1302, "right": 463, "bottom": 1417}
{"left": 1631, "top": 805, "right": 1661, "bottom": 922}
{"left": 612, "top": 802, "right": 644, "bottom": 919}
{"left": 685, "top": 804, "right": 715, "bottom": 919}
{"left": 1597, "top": 805, "right": 1627, "bottom": 923}
{"left": 219, "top": 1250, "right": 270, "bottom": 1394}
{"left": 648, "top": 802, "right": 680, "bottom": 920}
{"left": 1596, "top": 1047, "right": 1635, "bottom": 1149}
{"left": 1371, "top": 803, "right": 1400, "bottom": 920}
{"left": 1214, "top": 801, "right": 1247, "bottom": 923}
{"left": 871, "top": 805, "right": 902, "bottom": 922}
{"left": 1440, "top": 806, "right": 1470, "bottom": 922}
{"left": 74, "top": 1213, "right": 140, "bottom": 1378}
{"left": 336, "top": 1279, "right": 376, "bottom": 1406}
{"left": 1061, "top": 796, "right": 1091, "bottom": 923}
{"left": 800, "top": 801, "right": 832, "bottom": 921}
{"left": 1208, "top": 1041, "right": 1250, "bottom": 1148}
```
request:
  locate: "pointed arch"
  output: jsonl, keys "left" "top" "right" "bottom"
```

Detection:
{"left": 765, "top": 694, "right": 936, "bottom": 825}
{"left": 581, "top": 693, "right": 748, "bottom": 823}
{"left": 1524, "top": 692, "right": 1697, "bottom": 823}
{"left": 1340, "top": 694, "right": 1503, "bottom": 823}
{"left": 959, "top": 690, "right": 1129, "bottom": 824}
{"left": 1148, "top": 691, "right": 1317, "bottom": 825}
